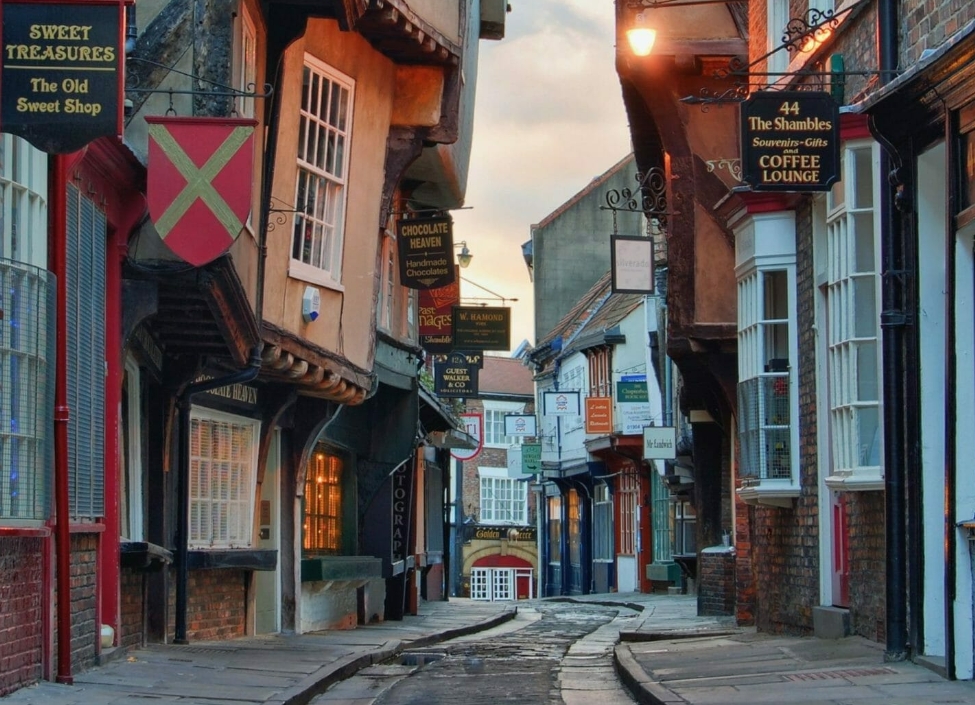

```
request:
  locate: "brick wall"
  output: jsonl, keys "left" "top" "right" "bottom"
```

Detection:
{"left": 0, "top": 537, "right": 44, "bottom": 696}
{"left": 751, "top": 202, "right": 820, "bottom": 635}
{"left": 67, "top": 533, "right": 99, "bottom": 674}
{"left": 734, "top": 464, "right": 755, "bottom": 626}
{"left": 699, "top": 549, "right": 736, "bottom": 616}
{"left": 902, "top": 0, "right": 975, "bottom": 70}
{"left": 847, "top": 492, "right": 886, "bottom": 640}
{"left": 167, "top": 568, "right": 247, "bottom": 641}
{"left": 119, "top": 567, "right": 144, "bottom": 649}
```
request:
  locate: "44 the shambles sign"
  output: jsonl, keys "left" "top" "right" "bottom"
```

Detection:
{"left": 741, "top": 91, "right": 839, "bottom": 192}
{"left": 1, "top": 0, "right": 126, "bottom": 153}
{"left": 397, "top": 216, "right": 455, "bottom": 289}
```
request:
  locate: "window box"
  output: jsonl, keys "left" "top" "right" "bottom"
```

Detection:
{"left": 187, "top": 548, "right": 277, "bottom": 571}
{"left": 120, "top": 541, "right": 173, "bottom": 571}
{"left": 300, "top": 555, "right": 381, "bottom": 583}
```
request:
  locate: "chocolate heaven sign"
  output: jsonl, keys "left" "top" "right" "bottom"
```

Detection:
{"left": 397, "top": 216, "right": 455, "bottom": 289}
{"left": 741, "top": 91, "right": 839, "bottom": 192}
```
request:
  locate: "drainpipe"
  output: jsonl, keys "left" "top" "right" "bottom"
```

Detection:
{"left": 174, "top": 345, "right": 263, "bottom": 645}
{"left": 50, "top": 154, "right": 73, "bottom": 684}
{"left": 943, "top": 103, "right": 958, "bottom": 681}
{"left": 878, "top": 0, "right": 910, "bottom": 662}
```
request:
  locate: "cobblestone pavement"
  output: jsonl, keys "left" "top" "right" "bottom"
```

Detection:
{"left": 312, "top": 602, "right": 638, "bottom": 705}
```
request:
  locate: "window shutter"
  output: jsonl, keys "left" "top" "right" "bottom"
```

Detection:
{"left": 65, "top": 184, "right": 106, "bottom": 518}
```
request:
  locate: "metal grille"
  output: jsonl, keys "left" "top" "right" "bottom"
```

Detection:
{"left": 66, "top": 184, "right": 106, "bottom": 518}
{"left": 0, "top": 259, "right": 55, "bottom": 520}
{"left": 738, "top": 375, "right": 791, "bottom": 479}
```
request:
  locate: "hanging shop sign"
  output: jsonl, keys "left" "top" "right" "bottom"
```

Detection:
{"left": 521, "top": 442, "right": 542, "bottom": 475}
{"left": 451, "top": 413, "right": 483, "bottom": 461}
{"left": 617, "top": 377, "right": 651, "bottom": 434}
{"left": 433, "top": 351, "right": 483, "bottom": 368}
{"left": 504, "top": 413, "right": 537, "bottom": 437}
{"left": 419, "top": 273, "right": 459, "bottom": 351}
{"left": 611, "top": 235, "right": 655, "bottom": 294}
{"left": 147, "top": 116, "right": 257, "bottom": 266}
{"left": 434, "top": 351, "right": 478, "bottom": 398}
{"left": 740, "top": 91, "right": 840, "bottom": 192}
{"left": 543, "top": 391, "right": 580, "bottom": 416}
{"left": 452, "top": 306, "right": 511, "bottom": 351}
{"left": 0, "top": 0, "right": 128, "bottom": 153}
{"left": 397, "top": 216, "right": 455, "bottom": 289}
{"left": 643, "top": 426, "right": 677, "bottom": 460}
{"left": 585, "top": 397, "right": 613, "bottom": 434}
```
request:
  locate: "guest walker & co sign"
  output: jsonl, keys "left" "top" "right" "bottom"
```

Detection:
{"left": 741, "top": 91, "right": 839, "bottom": 192}
{"left": 1, "top": 0, "right": 127, "bottom": 154}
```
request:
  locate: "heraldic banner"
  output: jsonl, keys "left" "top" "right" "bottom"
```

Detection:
{"left": 147, "top": 116, "right": 257, "bottom": 266}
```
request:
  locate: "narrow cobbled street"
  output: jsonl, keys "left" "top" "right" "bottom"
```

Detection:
{"left": 313, "top": 602, "right": 638, "bottom": 705}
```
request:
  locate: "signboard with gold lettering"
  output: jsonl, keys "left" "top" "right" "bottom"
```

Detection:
{"left": 1, "top": 0, "right": 125, "bottom": 154}
{"left": 397, "top": 216, "right": 455, "bottom": 290}
{"left": 419, "top": 269, "right": 459, "bottom": 351}
{"left": 741, "top": 91, "right": 839, "bottom": 192}
{"left": 452, "top": 306, "right": 511, "bottom": 351}
{"left": 434, "top": 351, "right": 478, "bottom": 398}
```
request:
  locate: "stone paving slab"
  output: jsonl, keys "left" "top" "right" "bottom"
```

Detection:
{"left": 2, "top": 600, "right": 515, "bottom": 705}
{"left": 614, "top": 623, "right": 975, "bottom": 705}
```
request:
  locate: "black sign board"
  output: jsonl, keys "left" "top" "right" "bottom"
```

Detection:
{"left": 434, "top": 351, "right": 478, "bottom": 398}
{"left": 433, "top": 351, "right": 484, "bottom": 369}
{"left": 741, "top": 91, "right": 840, "bottom": 192}
{"left": 1, "top": 1, "right": 124, "bottom": 154}
{"left": 397, "top": 216, "right": 455, "bottom": 290}
{"left": 420, "top": 333, "right": 453, "bottom": 353}
{"left": 464, "top": 525, "right": 537, "bottom": 542}
{"left": 452, "top": 306, "right": 510, "bottom": 351}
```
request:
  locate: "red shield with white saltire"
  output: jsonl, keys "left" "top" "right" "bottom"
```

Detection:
{"left": 146, "top": 116, "right": 257, "bottom": 266}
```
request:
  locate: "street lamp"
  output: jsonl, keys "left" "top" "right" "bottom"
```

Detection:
{"left": 455, "top": 241, "right": 473, "bottom": 268}
{"left": 627, "top": 13, "right": 656, "bottom": 56}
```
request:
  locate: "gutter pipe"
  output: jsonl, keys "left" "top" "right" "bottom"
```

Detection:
{"left": 174, "top": 345, "right": 263, "bottom": 644}
{"left": 878, "top": 0, "right": 910, "bottom": 662}
{"left": 51, "top": 154, "right": 73, "bottom": 684}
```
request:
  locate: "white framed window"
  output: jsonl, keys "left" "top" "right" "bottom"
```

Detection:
{"left": 768, "top": 0, "right": 836, "bottom": 79}
{"left": 232, "top": 2, "right": 258, "bottom": 119}
{"left": 593, "top": 483, "right": 613, "bottom": 561}
{"left": 492, "top": 569, "right": 512, "bottom": 600}
{"left": 483, "top": 400, "right": 526, "bottom": 447}
{"left": 0, "top": 259, "right": 54, "bottom": 523}
{"left": 120, "top": 356, "right": 144, "bottom": 541}
{"left": 766, "top": 0, "right": 790, "bottom": 77}
{"left": 376, "top": 230, "right": 395, "bottom": 331}
{"left": 189, "top": 407, "right": 259, "bottom": 548}
{"left": 470, "top": 567, "right": 489, "bottom": 600}
{"left": 817, "top": 141, "right": 883, "bottom": 489}
{"left": 734, "top": 209, "right": 800, "bottom": 507}
{"left": 290, "top": 55, "right": 354, "bottom": 286}
{"left": 478, "top": 467, "right": 527, "bottom": 524}
{"left": 0, "top": 135, "right": 48, "bottom": 267}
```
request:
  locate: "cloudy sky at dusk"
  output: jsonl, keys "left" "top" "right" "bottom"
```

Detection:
{"left": 450, "top": 0, "right": 633, "bottom": 353}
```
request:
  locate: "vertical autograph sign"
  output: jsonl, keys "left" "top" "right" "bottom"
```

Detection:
{"left": 0, "top": 0, "right": 128, "bottom": 154}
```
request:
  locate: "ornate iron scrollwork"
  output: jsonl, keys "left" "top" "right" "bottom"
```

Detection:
{"left": 783, "top": 8, "right": 840, "bottom": 54}
{"left": 602, "top": 166, "right": 675, "bottom": 228}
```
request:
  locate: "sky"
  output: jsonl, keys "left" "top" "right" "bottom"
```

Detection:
{"left": 451, "top": 1, "right": 633, "bottom": 354}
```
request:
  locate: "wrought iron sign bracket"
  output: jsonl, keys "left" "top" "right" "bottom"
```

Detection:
{"left": 600, "top": 167, "right": 679, "bottom": 231}
{"left": 125, "top": 57, "right": 273, "bottom": 115}
{"left": 266, "top": 197, "right": 303, "bottom": 232}
{"left": 680, "top": 0, "right": 897, "bottom": 109}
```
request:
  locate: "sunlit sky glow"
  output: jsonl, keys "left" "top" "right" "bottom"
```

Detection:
{"left": 451, "top": 0, "right": 633, "bottom": 353}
